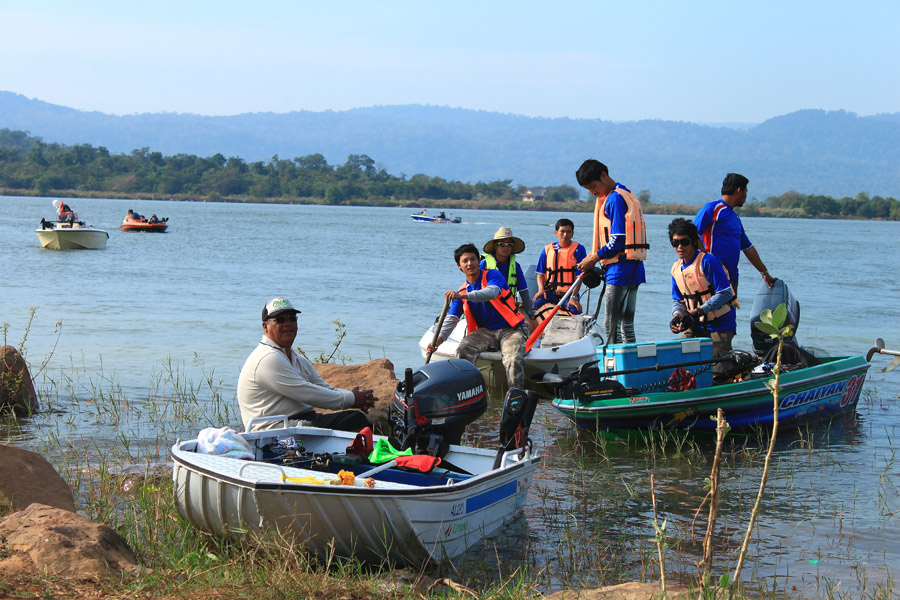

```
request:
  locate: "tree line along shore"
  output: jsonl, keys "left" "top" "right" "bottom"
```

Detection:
{"left": 2, "top": 128, "right": 898, "bottom": 220}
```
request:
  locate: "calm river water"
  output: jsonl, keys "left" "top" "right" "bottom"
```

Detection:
{"left": 2, "top": 195, "right": 899, "bottom": 597}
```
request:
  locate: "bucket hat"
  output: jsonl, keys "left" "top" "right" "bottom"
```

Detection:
{"left": 483, "top": 227, "right": 525, "bottom": 255}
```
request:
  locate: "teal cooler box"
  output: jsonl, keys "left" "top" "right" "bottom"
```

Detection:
{"left": 599, "top": 338, "right": 713, "bottom": 391}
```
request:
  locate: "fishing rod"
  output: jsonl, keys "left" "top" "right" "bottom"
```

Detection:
{"left": 542, "top": 351, "right": 737, "bottom": 386}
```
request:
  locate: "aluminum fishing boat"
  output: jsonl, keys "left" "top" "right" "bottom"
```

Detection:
{"left": 172, "top": 360, "right": 540, "bottom": 563}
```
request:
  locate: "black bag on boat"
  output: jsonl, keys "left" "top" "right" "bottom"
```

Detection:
{"left": 713, "top": 349, "right": 757, "bottom": 383}
{"left": 762, "top": 340, "right": 819, "bottom": 370}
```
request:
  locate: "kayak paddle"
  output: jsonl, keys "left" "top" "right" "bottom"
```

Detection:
{"left": 526, "top": 273, "right": 585, "bottom": 352}
{"left": 426, "top": 298, "right": 452, "bottom": 364}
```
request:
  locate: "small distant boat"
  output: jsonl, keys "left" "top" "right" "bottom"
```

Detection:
{"left": 120, "top": 216, "right": 169, "bottom": 233}
{"left": 36, "top": 218, "right": 108, "bottom": 250}
{"left": 410, "top": 212, "right": 461, "bottom": 224}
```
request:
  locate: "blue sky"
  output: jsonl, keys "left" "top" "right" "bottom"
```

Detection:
{"left": 2, "top": 0, "right": 898, "bottom": 123}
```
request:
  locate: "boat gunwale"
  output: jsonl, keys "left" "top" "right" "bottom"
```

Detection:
{"left": 171, "top": 444, "right": 539, "bottom": 497}
{"left": 552, "top": 356, "right": 869, "bottom": 416}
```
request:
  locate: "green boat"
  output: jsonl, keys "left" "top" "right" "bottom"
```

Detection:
{"left": 552, "top": 353, "right": 870, "bottom": 433}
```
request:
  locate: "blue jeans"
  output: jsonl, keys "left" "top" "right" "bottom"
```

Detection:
{"left": 604, "top": 284, "right": 639, "bottom": 344}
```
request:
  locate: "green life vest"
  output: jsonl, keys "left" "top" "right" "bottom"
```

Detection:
{"left": 481, "top": 253, "right": 519, "bottom": 296}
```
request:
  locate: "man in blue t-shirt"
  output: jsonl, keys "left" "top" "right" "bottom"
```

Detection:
{"left": 668, "top": 218, "right": 736, "bottom": 359}
{"left": 427, "top": 243, "right": 527, "bottom": 388}
{"left": 575, "top": 160, "right": 648, "bottom": 344}
{"left": 693, "top": 173, "right": 777, "bottom": 297}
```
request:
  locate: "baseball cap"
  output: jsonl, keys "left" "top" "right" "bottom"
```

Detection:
{"left": 262, "top": 297, "right": 301, "bottom": 321}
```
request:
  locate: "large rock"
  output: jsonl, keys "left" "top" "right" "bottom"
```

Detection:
{"left": 0, "top": 345, "right": 39, "bottom": 416}
{"left": 0, "top": 503, "right": 140, "bottom": 578}
{"left": 544, "top": 582, "right": 691, "bottom": 600}
{"left": 314, "top": 358, "right": 399, "bottom": 426}
{"left": 0, "top": 444, "right": 75, "bottom": 513}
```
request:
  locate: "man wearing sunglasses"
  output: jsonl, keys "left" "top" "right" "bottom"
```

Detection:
{"left": 481, "top": 226, "right": 535, "bottom": 328}
{"left": 237, "top": 296, "right": 375, "bottom": 432}
{"left": 668, "top": 218, "right": 736, "bottom": 359}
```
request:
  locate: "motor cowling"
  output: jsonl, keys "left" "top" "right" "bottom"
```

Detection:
{"left": 390, "top": 359, "right": 487, "bottom": 458}
{"left": 749, "top": 279, "right": 800, "bottom": 355}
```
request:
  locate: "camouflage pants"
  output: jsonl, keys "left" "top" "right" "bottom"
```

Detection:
{"left": 456, "top": 325, "right": 527, "bottom": 389}
{"left": 681, "top": 329, "right": 735, "bottom": 359}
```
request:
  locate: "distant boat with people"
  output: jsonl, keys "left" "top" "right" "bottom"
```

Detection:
{"left": 120, "top": 210, "right": 169, "bottom": 232}
{"left": 35, "top": 200, "right": 109, "bottom": 250}
{"left": 410, "top": 210, "right": 461, "bottom": 224}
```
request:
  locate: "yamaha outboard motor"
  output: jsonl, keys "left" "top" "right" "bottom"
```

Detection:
{"left": 749, "top": 279, "right": 800, "bottom": 355}
{"left": 492, "top": 387, "right": 540, "bottom": 469}
{"left": 390, "top": 359, "right": 487, "bottom": 458}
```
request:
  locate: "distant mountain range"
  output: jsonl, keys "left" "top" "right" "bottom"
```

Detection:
{"left": 2, "top": 91, "right": 898, "bottom": 203}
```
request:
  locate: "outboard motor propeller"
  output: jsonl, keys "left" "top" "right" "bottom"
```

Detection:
{"left": 390, "top": 359, "right": 487, "bottom": 459}
{"left": 492, "top": 388, "right": 540, "bottom": 469}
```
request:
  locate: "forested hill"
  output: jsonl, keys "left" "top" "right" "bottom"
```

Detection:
{"left": 2, "top": 91, "right": 898, "bottom": 203}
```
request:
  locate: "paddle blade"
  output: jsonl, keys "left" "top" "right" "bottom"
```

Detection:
{"left": 394, "top": 454, "right": 442, "bottom": 472}
{"left": 526, "top": 306, "right": 558, "bottom": 351}
{"left": 878, "top": 356, "right": 900, "bottom": 373}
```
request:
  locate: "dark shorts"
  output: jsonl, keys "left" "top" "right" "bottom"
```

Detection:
{"left": 291, "top": 409, "right": 371, "bottom": 432}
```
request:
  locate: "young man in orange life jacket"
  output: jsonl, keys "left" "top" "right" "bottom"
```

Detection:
{"left": 668, "top": 218, "right": 736, "bottom": 359}
{"left": 576, "top": 160, "right": 649, "bottom": 344}
{"left": 532, "top": 218, "right": 588, "bottom": 322}
{"left": 426, "top": 243, "right": 527, "bottom": 389}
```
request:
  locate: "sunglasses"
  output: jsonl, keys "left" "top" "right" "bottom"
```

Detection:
{"left": 269, "top": 314, "right": 298, "bottom": 324}
{"left": 670, "top": 237, "right": 693, "bottom": 248}
{"left": 496, "top": 241, "right": 515, "bottom": 248}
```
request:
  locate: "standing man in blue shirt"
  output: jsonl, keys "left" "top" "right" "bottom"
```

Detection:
{"left": 575, "top": 160, "right": 649, "bottom": 344}
{"left": 693, "top": 173, "right": 777, "bottom": 299}
{"left": 427, "top": 244, "right": 527, "bottom": 388}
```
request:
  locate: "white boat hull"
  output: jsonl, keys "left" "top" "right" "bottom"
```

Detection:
{"left": 172, "top": 425, "right": 537, "bottom": 563}
{"left": 418, "top": 314, "right": 603, "bottom": 384}
{"left": 36, "top": 224, "right": 109, "bottom": 249}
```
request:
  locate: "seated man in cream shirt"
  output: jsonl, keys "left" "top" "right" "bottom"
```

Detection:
{"left": 237, "top": 297, "right": 375, "bottom": 431}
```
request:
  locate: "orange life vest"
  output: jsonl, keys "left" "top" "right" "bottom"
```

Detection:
{"left": 591, "top": 187, "right": 649, "bottom": 265}
{"left": 543, "top": 242, "right": 581, "bottom": 294}
{"left": 460, "top": 270, "right": 524, "bottom": 334}
{"left": 670, "top": 251, "right": 735, "bottom": 320}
